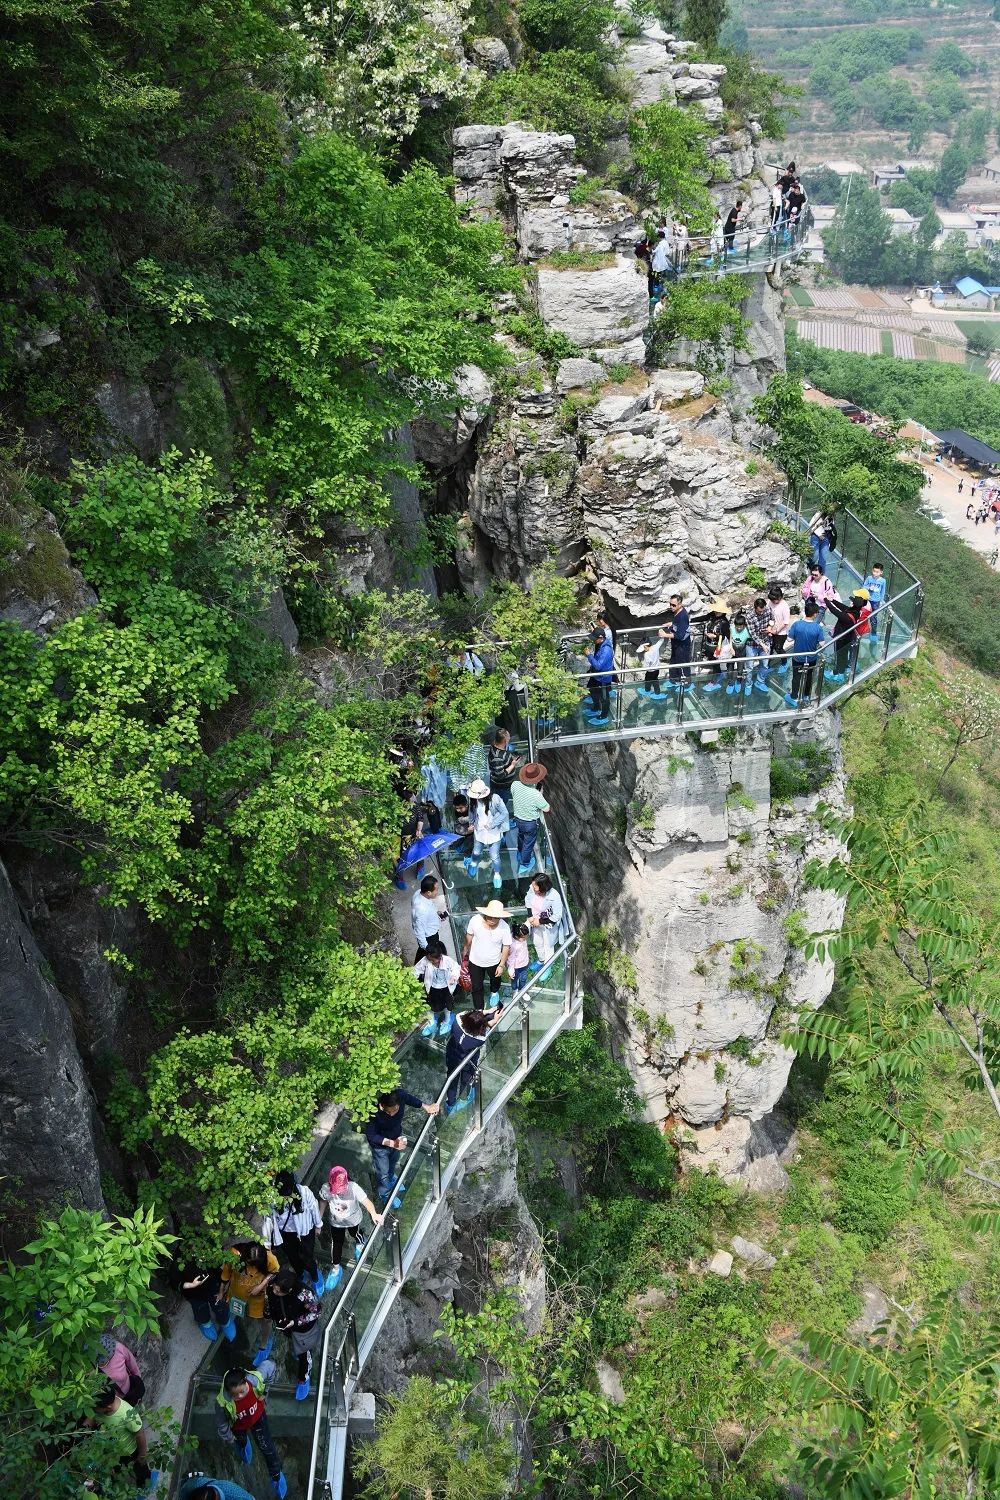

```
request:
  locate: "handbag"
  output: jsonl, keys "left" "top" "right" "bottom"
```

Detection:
{"left": 458, "top": 960, "right": 473, "bottom": 993}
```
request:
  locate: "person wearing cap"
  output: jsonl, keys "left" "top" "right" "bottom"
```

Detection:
{"left": 461, "top": 899, "right": 512, "bottom": 1010}
{"left": 464, "top": 778, "right": 509, "bottom": 890}
{"left": 319, "top": 1166, "right": 383, "bottom": 1295}
{"left": 363, "top": 1089, "right": 441, "bottom": 1205}
{"left": 413, "top": 937, "right": 461, "bottom": 1039}
{"left": 96, "top": 1334, "right": 145, "bottom": 1407}
{"left": 583, "top": 629, "right": 614, "bottom": 725}
{"left": 700, "top": 598, "right": 731, "bottom": 693}
{"left": 826, "top": 590, "right": 871, "bottom": 681}
{"left": 262, "top": 1172, "right": 324, "bottom": 1299}
{"left": 510, "top": 762, "right": 550, "bottom": 878}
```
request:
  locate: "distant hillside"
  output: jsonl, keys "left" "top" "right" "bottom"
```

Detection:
{"left": 735, "top": 0, "right": 999, "bottom": 172}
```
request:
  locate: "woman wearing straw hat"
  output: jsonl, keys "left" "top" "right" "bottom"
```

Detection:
{"left": 461, "top": 899, "right": 512, "bottom": 1009}
{"left": 701, "top": 597, "right": 730, "bottom": 694}
{"left": 464, "top": 778, "right": 509, "bottom": 891}
{"left": 510, "top": 762, "right": 550, "bottom": 879}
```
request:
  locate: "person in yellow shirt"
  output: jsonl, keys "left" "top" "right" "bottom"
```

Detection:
{"left": 220, "top": 1242, "right": 280, "bottom": 1367}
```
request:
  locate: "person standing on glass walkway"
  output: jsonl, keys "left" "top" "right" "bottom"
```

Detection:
{"left": 216, "top": 1365, "right": 287, "bottom": 1499}
{"left": 526, "top": 873, "right": 564, "bottom": 972}
{"left": 782, "top": 600, "right": 827, "bottom": 707}
{"left": 462, "top": 899, "right": 512, "bottom": 1010}
{"left": 444, "top": 1008, "right": 497, "bottom": 1115}
{"left": 364, "top": 1088, "right": 440, "bottom": 1206}
{"left": 583, "top": 629, "right": 614, "bottom": 725}
{"left": 320, "top": 1164, "right": 384, "bottom": 1291}
{"left": 413, "top": 937, "right": 461, "bottom": 1039}
{"left": 463, "top": 778, "right": 509, "bottom": 890}
{"left": 267, "top": 1269, "right": 321, "bottom": 1401}
{"left": 510, "top": 761, "right": 550, "bottom": 878}
{"left": 262, "top": 1171, "right": 324, "bottom": 1300}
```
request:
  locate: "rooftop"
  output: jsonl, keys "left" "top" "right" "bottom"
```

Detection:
{"left": 938, "top": 210, "right": 979, "bottom": 228}
{"left": 955, "top": 275, "right": 988, "bottom": 297}
{"left": 823, "top": 159, "right": 865, "bottom": 176}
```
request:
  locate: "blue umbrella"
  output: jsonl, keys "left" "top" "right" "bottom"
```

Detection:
{"left": 397, "top": 831, "right": 463, "bottom": 871}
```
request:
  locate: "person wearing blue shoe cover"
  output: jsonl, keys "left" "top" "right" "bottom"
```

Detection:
{"left": 262, "top": 1172, "right": 324, "bottom": 1300}
{"left": 216, "top": 1365, "right": 287, "bottom": 1498}
{"left": 364, "top": 1088, "right": 440, "bottom": 1206}
{"left": 320, "top": 1165, "right": 384, "bottom": 1292}
{"left": 268, "top": 1269, "right": 322, "bottom": 1401}
{"left": 413, "top": 937, "right": 462, "bottom": 1039}
{"left": 510, "top": 761, "right": 549, "bottom": 877}
{"left": 444, "top": 1007, "right": 498, "bottom": 1114}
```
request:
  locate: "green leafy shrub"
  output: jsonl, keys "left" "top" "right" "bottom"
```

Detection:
{"left": 474, "top": 51, "right": 628, "bottom": 165}
{"left": 518, "top": 0, "right": 614, "bottom": 54}
{"left": 770, "top": 740, "right": 834, "bottom": 802}
{"left": 830, "top": 1143, "right": 910, "bottom": 1248}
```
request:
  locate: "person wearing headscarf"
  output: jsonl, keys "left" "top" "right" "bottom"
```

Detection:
{"left": 319, "top": 1165, "right": 384, "bottom": 1292}
{"left": 96, "top": 1334, "right": 144, "bottom": 1406}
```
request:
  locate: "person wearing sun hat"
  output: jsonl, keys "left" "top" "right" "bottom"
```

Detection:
{"left": 510, "top": 762, "right": 549, "bottom": 878}
{"left": 461, "top": 898, "right": 512, "bottom": 1009}
{"left": 701, "top": 597, "right": 731, "bottom": 693}
{"left": 464, "top": 777, "right": 509, "bottom": 890}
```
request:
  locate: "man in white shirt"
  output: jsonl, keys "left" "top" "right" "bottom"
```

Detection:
{"left": 411, "top": 873, "right": 445, "bottom": 961}
{"left": 462, "top": 899, "right": 512, "bottom": 1010}
{"left": 650, "top": 230, "right": 672, "bottom": 284}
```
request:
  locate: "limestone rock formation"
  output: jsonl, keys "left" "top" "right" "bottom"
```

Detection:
{"left": 363, "top": 1111, "right": 545, "bottom": 1395}
{"left": 541, "top": 715, "right": 847, "bottom": 1179}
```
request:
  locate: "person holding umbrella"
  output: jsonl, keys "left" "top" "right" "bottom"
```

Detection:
{"left": 510, "top": 762, "right": 549, "bottom": 878}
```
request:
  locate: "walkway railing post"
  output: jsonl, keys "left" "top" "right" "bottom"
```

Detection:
{"left": 474, "top": 1069, "right": 484, "bottom": 1131}
{"left": 431, "top": 1133, "right": 442, "bottom": 1202}
{"left": 389, "top": 1216, "right": 404, "bottom": 1283}
{"left": 519, "top": 1000, "right": 531, "bottom": 1068}
{"left": 346, "top": 1315, "right": 360, "bottom": 1382}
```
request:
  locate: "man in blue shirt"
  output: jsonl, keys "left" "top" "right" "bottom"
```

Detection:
{"left": 783, "top": 601, "right": 827, "bottom": 707}
{"left": 863, "top": 561, "right": 887, "bottom": 644}
{"left": 584, "top": 629, "right": 614, "bottom": 725}
{"left": 364, "top": 1089, "right": 440, "bottom": 1204}
{"left": 660, "top": 593, "right": 691, "bottom": 686}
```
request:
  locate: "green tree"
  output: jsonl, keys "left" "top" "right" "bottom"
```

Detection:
{"left": 0, "top": 1206, "right": 172, "bottom": 1499}
{"left": 823, "top": 178, "right": 891, "bottom": 285}
{"left": 683, "top": 0, "right": 729, "bottom": 51}
{"left": 889, "top": 176, "right": 934, "bottom": 220}
{"left": 936, "top": 140, "right": 971, "bottom": 201}
{"left": 761, "top": 1297, "right": 1000, "bottom": 1499}
{"left": 518, "top": 0, "right": 614, "bottom": 54}
{"left": 474, "top": 51, "right": 628, "bottom": 166}
{"left": 931, "top": 40, "right": 974, "bottom": 77}
{"left": 648, "top": 276, "right": 750, "bottom": 371}
{"left": 355, "top": 1375, "right": 515, "bottom": 1500}
{"left": 628, "top": 101, "right": 714, "bottom": 224}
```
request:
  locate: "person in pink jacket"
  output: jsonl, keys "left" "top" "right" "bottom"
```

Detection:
{"left": 800, "top": 563, "right": 837, "bottom": 616}
{"left": 96, "top": 1333, "right": 145, "bottom": 1406}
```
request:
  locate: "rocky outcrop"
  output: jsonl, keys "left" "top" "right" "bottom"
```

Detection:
{"left": 363, "top": 1110, "right": 544, "bottom": 1394}
{"left": 542, "top": 714, "right": 846, "bottom": 1181}
{"left": 0, "top": 860, "right": 108, "bottom": 1240}
{"left": 467, "top": 364, "right": 787, "bottom": 603}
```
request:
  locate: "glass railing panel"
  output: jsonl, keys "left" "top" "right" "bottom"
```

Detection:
{"left": 478, "top": 1006, "right": 523, "bottom": 1114}
{"left": 395, "top": 1134, "right": 435, "bottom": 1252}
{"left": 337, "top": 1228, "right": 395, "bottom": 1350}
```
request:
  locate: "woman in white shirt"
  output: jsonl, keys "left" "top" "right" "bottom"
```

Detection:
{"left": 464, "top": 777, "right": 509, "bottom": 891}
{"left": 262, "top": 1172, "right": 324, "bottom": 1297}
{"left": 412, "top": 938, "right": 461, "bottom": 1039}
{"left": 526, "top": 873, "right": 564, "bottom": 968}
{"left": 320, "top": 1165, "right": 383, "bottom": 1291}
{"left": 462, "top": 899, "right": 512, "bottom": 1009}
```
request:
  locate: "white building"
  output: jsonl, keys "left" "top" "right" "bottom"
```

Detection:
{"left": 885, "top": 207, "right": 917, "bottom": 239}
{"left": 823, "top": 159, "right": 865, "bottom": 179}
{"left": 872, "top": 159, "right": 933, "bottom": 190}
{"left": 933, "top": 210, "right": 980, "bottom": 249}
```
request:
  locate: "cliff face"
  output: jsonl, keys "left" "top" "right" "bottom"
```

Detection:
{"left": 543, "top": 723, "right": 846, "bottom": 1182}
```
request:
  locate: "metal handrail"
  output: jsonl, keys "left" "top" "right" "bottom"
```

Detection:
{"left": 304, "top": 799, "right": 578, "bottom": 1497}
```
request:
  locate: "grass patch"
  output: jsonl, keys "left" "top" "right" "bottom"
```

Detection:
{"left": 538, "top": 249, "right": 616, "bottom": 271}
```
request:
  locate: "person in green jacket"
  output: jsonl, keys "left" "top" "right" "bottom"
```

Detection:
{"left": 215, "top": 1365, "right": 287, "bottom": 1499}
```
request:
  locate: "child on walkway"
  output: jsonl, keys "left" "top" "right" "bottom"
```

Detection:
{"left": 216, "top": 1366, "right": 287, "bottom": 1499}
{"left": 507, "top": 923, "right": 531, "bottom": 992}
